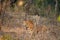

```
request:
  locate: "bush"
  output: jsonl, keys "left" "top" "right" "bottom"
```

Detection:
{"left": 1, "top": 34, "right": 17, "bottom": 40}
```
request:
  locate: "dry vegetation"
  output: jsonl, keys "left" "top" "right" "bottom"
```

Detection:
{"left": 0, "top": 0, "right": 60, "bottom": 40}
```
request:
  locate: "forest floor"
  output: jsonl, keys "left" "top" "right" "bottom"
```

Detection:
{"left": 0, "top": 11, "right": 60, "bottom": 40}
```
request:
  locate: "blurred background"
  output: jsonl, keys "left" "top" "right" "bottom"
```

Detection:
{"left": 0, "top": 0, "right": 60, "bottom": 21}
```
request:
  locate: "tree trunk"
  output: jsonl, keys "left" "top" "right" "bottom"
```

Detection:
{"left": 55, "top": 0, "right": 58, "bottom": 17}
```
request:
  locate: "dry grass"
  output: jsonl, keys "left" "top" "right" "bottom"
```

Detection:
{"left": 0, "top": 0, "right": 60, "bottom": 40}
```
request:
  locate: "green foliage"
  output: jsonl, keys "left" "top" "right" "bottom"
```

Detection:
{"left": 2, "top": 34, "right": 13, "bottom": 40}
{"left": 33, "top": 0, "right": 44, "bottom": 8}
{"left": 57, "top": 15, "right": 60, "bottom": 22}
